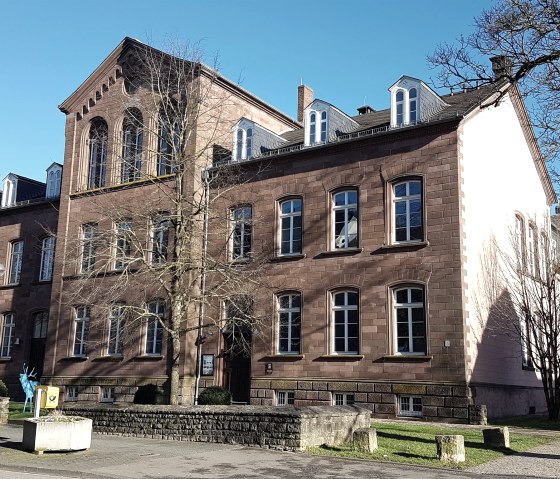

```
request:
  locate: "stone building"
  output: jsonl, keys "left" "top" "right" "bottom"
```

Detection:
{"left": 0, "top": 164, "right": 61, "bottom": 396}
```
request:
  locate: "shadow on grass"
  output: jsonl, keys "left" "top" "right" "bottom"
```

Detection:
{"left": 394, "top": 452, "right": 433, "bottom": 460}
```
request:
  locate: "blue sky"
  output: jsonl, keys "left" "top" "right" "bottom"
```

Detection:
{"left": 0, "top": 0, "right": 492, "bottom": 182}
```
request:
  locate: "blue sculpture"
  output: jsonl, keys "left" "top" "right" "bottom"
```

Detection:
{"left": 19, "top": 365, "right": 40, "bottom": 413}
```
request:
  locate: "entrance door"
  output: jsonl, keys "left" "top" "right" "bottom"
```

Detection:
{"left": 223, "top": 332, "right": 251, "bottom": 403}
{"left": 28, "top": 311, "right": 48, "bottom": 377}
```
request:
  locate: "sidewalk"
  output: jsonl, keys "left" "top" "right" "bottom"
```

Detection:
{"left": 0, "top": 422, "right": 557, "bottom": 479}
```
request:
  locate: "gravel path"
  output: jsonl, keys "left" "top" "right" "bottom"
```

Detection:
{"left": 468, "top": 439, "right": 560, "bottom": 478}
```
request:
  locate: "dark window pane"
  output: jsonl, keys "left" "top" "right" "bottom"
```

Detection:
{"left": 409, "top": 181, "right": 421, "bottom": 195}
{"left": 292, "top": 239, "right": 302, "bottom": 254}
{"left": 410, "top": 289, "right": 423, "bottom": 303}
{"left": 397, "top": 323, "right": 409, "bottom": 337}
{"left": 335, "top": 338, "right": 345, "bottom": 352}
{"left": 334, "top": 293, "right": 345, "bottom": 307}
{"left": 396, "top": 308, "right": 408, "bottom": 322}
{"left": 347, "top": 191, "right": 357, "bottom": 204}
{"left": 396, "top": 91, "right": 404, "bottom": 101}
{"left": 413, "top": 338, "right": 426, "bottom": 353}
{"left": 281, "top": 202, "right": 291, "bottom": 214}
{"left": 347, "top": 338, "right": 358, "bottom": 353}
{"left": 412, "top": 322, "right": 425, "bottom": 337}
{"left": 411, "top": 307, "right": 424, "bottom": 322}
{"left": 293, "top": 199, "right": 302, "bottom": 212}
{"left": 410, "top": 226, "right": 423, "bottom": 241}
{"left": 398, "top": 338, "right": 409, "bottom": 352}
{"left": 395, "top": 228, "right": 406, "bottom": 242}
{"left": 396, "top": 290, "right": 408, "bottom": 303}
{"left": 394, "top": 184, "right": 407, "bottom": 197}
{"left": 292, "top": 296, "right": 301, "bottom": 308}
{"left": 334, "top": 324, "right": 345, "bottom": 337}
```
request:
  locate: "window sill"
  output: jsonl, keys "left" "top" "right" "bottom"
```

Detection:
{"left": 0, "top": 283, "right": 21, "bottom": 290}
{"left": 60, "top": 356, "right": 89, "bottom": 361}
{"left": 378, "top": 241, "right": 429, "bottom": 251}
{"left": 135, "top": 354, "right": 164, "bottom": 360}
{"left": 316, "top": 248, "right": 363, "bottom": 258}
{"left": 0, "top": 357, "right": 12, "bottom": 362}
{"left": 269, "top": 254, "right": 306, "bottom": 262}
{"left": 382, "top": 354, "right": 433, "bottom": 362}
{"left": 92, "top": 355, "right": 124, "bottom": 361}
{"left": 316, "top": 354, "right": 364, "bottom": 361}
{"left": 522, "top": 365, "right": 536, "bottom": 371}
{"left": 261, "top": 354, "right": 304, "bottom": 361}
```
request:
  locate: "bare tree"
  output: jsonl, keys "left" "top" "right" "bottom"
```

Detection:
{"left": 474, "top": 223, "right": 560, "bottom": 419}
{"left": 61, "top": 39, "right": 274, "bottom": 405}
{"left": 428, "top": 0, "right": 560, "bottom": 177}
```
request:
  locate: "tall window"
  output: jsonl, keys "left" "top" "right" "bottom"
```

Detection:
{"left": 81, "top": 224, "right": 97, "bottom": 273}
{"left": 393, "top": 180, "right": 423, "bottom": 243}
{"left": 320, "top": 111, "right": 327, "bottom": 142}
{"left": 121, "top": 109, "right": 143, "bottom": 183}
{"left": 1, "top": 313, "right": 15, "bottom": 358}
{"left": 39, "top": 236, "right": 55, "bottom": 282}
{"left": 151, "top": 213, "right": 169, "bottom": 264}
{"left": 73, "top": 306, "right": 90, "bottom": 357}
{"left": 146, "top": 300, "right": 164, "bottom": 355}
{"left": 396, "top": 90, "right": 404, "bottom": 125}
{"left": 7, "top": 240, "right": 23, "bottom": 284}
{"left": 332, "top": 290, "right": 359, "bottom": 354}
{"left": 393, "top": 286, "right": 426, "bottom": 355}
{"left": 309, "top": 112, "right": 316, "bottom": 145}
{"left": 515, "top": 215, "right": 526, "bottom": 269}
{"left": 409, "top": 88, "right": 417, "bottom": 123}
{"left": 231, "top": 206, "right": 252, "bottom": 260}
{"left": 279, "top": 198, "right": 302, "bottom": 255}
{"left": 157, "top": 117, "right": 179, "bottom": 175}
{"left": 528, "top": 225, "right": 538, "bottom": 276}
{"left": 333, "top": 190, "right": 358, "bottom": 249}
{"left": 33, "top": 311, "right": 48, "bottom": 339}
{"left": 277, "top": 293, "right": 301, "bottom": 354}
{"left": 46, "top": 168, "right": 62, "bottom": 198}
{"left": 233, "top": 127, "right": 253, "bottom": 161}
{"left": 307, "top": 110, "right": 328, "bottom": 146}
{"left": 107, "top": 305, "right": 124, "bottom": 356}
{"left": 114, "top": 221, "right": 132, "bottom": 271}
{"left": 87, "top": 118, "right": 108, "bottom": 189}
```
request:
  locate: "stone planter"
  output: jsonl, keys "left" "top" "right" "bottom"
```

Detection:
{"left": 0, "top": 397, "right": 8, "bottom": 424}
{"left": 22, "top": 416, "right": 92, "bottom": 454}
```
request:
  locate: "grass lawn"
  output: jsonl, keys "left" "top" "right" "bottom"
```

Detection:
{"left": 495, "top": 415, "right": 560, "bottom": 431}
{"left": 309, "top": 422, "right": 552, "bottom": 469}
{"left": 8, "top": 401, "right": 47, "bottom": 420}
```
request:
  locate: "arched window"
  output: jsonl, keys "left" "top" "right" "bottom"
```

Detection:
{"left": 235, "top": 129, "right": 244, "bottom": 160}
{"left": 39, "top": 236, "right": 55, "bottom": 282}
{"left": 231, "top": 206, "right": 252, "bottom": 260}
{"left": 1, "top": 313, "right": 15, "bottom": 358}
{"left": 151, "top": 212, "right": 170, "bottom": 265}
{"left": 309, "top": 112, "right": 316, "bottom": 145}
{"left": 392, "top": 179, "right": 423, "bottom": 243}
{"left": 320, "top": 111, "right": 327, "bottom": 142}
{"left": 277, "top": 292, "right": 301, "bottom": 354}
{"left": 392, "top": 286, "right": 426, "bottom": 355}
{"left": 88, "top": 118, "right": 108, "bottom": 189}
{"left": 146, "top": 300, "right": 164, "bottom": 355}
{"left": 332, "top": 190, "right": 358, "bottom": 249}
{"left": 233, "top": 127, "right": 254, "bottom": 161}
{"left": 409, "top": 88, "right": 417, "bottom": 123}
{"left": 245, "top": 128, "right": 253, "bottom": 159}
{"left": 278, "top": 198, "right": 302, "bottom": 255}
{"left": 121, "top": 109, "right": 143, "bottom": 183}
{"left": 331, "top": 290, "right": 359, "bottom": 354}
{"left": 396, "top": 91, "right": 404, "bottom": 126}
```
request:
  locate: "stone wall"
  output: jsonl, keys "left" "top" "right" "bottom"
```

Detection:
{"left": 61, "top": 403, "right": 371, "bottom": 451}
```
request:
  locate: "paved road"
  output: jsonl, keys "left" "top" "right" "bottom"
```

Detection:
{"left": 0, "top": 424, "right": 555, "bottom": 479}
{"left": 0, "top": 471, "right": 63, "bottom": 479}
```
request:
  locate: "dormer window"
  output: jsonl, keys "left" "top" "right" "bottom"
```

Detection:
{"left": 46, "top": 164, "right": 62, "bottom": 199}
{"left": 409, "top": 88, "right": 417, "bottom": 123}
{"left": 233, "top": 126, "right": 253, "bottom": 161}
{"left": 1, "top": 175, "right": 17, "bottom": 208}
{"left": 306, "top": 109, "right": 328, "bottom": 146}
{"left": 396, "top": 91, "right": 404, "bottom": 125}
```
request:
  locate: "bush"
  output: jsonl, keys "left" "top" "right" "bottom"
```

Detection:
{"left": 0, "top": 380, "right": 8, "bottom": 398}
{"left": 197, "top": 386, "right": 232, "bottom": 405}
{"left": 133, "top": 384, "right": 165, "bottom": 405}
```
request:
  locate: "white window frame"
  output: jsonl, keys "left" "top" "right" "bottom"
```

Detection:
{"left": 65, "top": 386, "right": 78, "bottom": 402}
{"left": 333, "top": 393, "right": 355, "bottom": 406}
{"left": 1, "top": 313, "right": 15, "bottom": 358}
{"left": 80, "top": 224, "right": 96, "bottom": 273}
{"left": 396, "top": 90, "right": 405, "bottom": 126}
{"left": 331, "top": 290, "right": 359, "bottom": 354}
{"left": 46, "top": 168, "right": 62, "bottom": 199}
{"left": 87, "top": 119, "right": 108, "bottom": 190}
{"left": 515, "top": 215, "right": 525, "bottom": 270}
{"left": 121, "top": 111, "right": 143, "bottom": 183}
{"left": 146, "top": 300, "right": 164, "bottom": 355}
{"left": 101, "top": 386, "right": 115, "bottom": 403}
{"left": 276, "top": 390, "right": 295, "bottom": 406}
{"left": 306, "top": 109, "right": 328, "bottom": 146}
{"left": 1, "top": 176, "right": 16, "bottom": 207}
{"left": 527, "top": 224, "right": 538, "bottom": 276}
{"left": 398, "top": 395, "right": 423, "bottom": 417}
{"left": 107, "top": 305, "right": 125, "bottom": 356}
{"left": 157, "top": 118, "right": 179, "bottom": 176}
{"left": 392, "top": 179, "right": 423, "bottom": 243}
{"left": 114, "top": 220, "right": 133, "bottom": 271}
{"left": 39, "top": 236, "right": 55, "bottom": 282}
{"left": 7, "top": 240, "right": 23, "bottom": 284}
{"left": 33, "top": 311, "right": 48, "bottom": 339}
{"left": 409, "top": 88, "right": 418, "bottom": 124}
{"left": 73, "top": 306, "right": 90, "bottom": 357}
{"left": 151, "top": 213, "right": 169, "bottom": 265}
{"left": 278, "top": 198, "right": 302, "bottom": 256}
{"left": 332, "top": 190, "right": 358, "bottom": 250}
{"left": 393, "top": 286, "right": 427, "bottom": 355}
{"left": 231, "top": 206, "right": 252, "bottom": 260}
{"left": 233, "top": 127, "right": 253, "bottom": 161}
{"left": 277, "top": 293, "right": 301, "bottom": 354}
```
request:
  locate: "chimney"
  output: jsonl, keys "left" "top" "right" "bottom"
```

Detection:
{"left": 357, "top": 105, "right": 374, "bottom": 115}
{"left": 297, "top": 84, "right": 314, "bottom": 123}
{"left": 490, "top": 55, "right": 513, "bottom": 79}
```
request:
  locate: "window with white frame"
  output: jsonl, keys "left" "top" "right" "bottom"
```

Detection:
{"left": 540, "top": 232, "right": 549, "bottom": 278}
{"left": 157, "top": 117, "right": 179, "bottom": 175}
{"left": 7, "top": 240, "right": 23, "bottom": 284}
{"left": 277, "top": 293, "right": 301, "bottom": 354}
{"left": 80, "top": 224, "right": 97, "bottom": 273}
{"left": 107, "top": 305, "right": 125, "bottom": 356}
{"left": 396, "top": 90, "right": 404, "bottom": 125}
{"left": 121, "top": 109, "right": 143, "bottom": 183}
{"left": 306, "top": 109, "right": 328, "bottom": 146}
{"left": 409, "top": 88, "right": 418, "bottom": 123}
{"left": 73, "top": 306, "right": 90, "bottom": 357}
{"left": 87, "top": 118, "right": 108, "bottom": 190}
{"left": 1, "top": 313, "right": 15, "bottom": 358}
{"left": 114, "top": 220, "right": 133, "bottom": 271}
{"left": 527, "top": 224, "right": 538, "bottom": 276}
{"left": 279, "top": 198, "right": 302, "bottom": 255}
{"left": 33, "top": 311, "right": 48, "bottom": 339}
{"left": 391, "top": 83, "right": 422, "bottom": 127}
{"left": 332, "top": 190, "right": 358, "bottom": 249}
{"left": 332, "top": 290, "right": 359, "bottom": 354}
{"left": 151, "top": 213, "right": 169, "bottom": 265}
{"left": 46, "top": 168, "right": 62, "bottom": 198}
{"left": 398, "top": 395, "right": 422, "bottom": 417}
{"left": 39, "top": 236, "right": 55, "bottom": 281}
{"left": 521, "top": 312, "right": 534, "bottom": 368}
{"left": 231, "top": 206, "right": 252, "bottom": 260}
{"left": 393, "top": 180, "right": 423, "bottom": 243}
{"left": 1, "top": 176, "right": 16, "bottom": 207}
{"left": 146, "top": 300, "right": 164, "bottom": 355}
{"left": 393, "top": 286, "right": 426, "bottom": 355}
{"left": 233, "top": 127, "right": 253, "bottom": 161}
{"left": 101, "top": 386, "right": 115, "bottom": 402}
{"left": 277, "top": 391, "right": 295, "bottom": 406}
{"left": 515, "top": 215, "right": 525, "bottom": 269}
{"left": 333, "top": 393, "right": 355, "bottom": 406}
{"left": 65, "top": 386, "right": 78, "bottom": 401}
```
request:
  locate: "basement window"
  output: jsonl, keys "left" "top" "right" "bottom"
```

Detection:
{"left": 398, "top": 395, "right": 422, "bottom": 417}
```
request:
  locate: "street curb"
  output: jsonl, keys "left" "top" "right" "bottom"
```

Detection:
{"left": 0, "top": 463, "right": 118, "bottom": 479}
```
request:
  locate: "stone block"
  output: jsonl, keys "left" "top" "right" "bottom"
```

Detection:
{"left": 422, "top": 406, "right": 438, "bottom": 417}
{"left": 251, "top": 379, "right": 270, "bottom": 389}
{"left": 23, "top": 417, "right": 93, "bottom": 453}
{"left": 374, "top": 384, "right": 392, "bottom": 393}
{"left": 357, "top": 383, "right": 375, "bottom": 393}
{"left": 318, "top": 391, "right": 332, "bottom": 401}
{"left": 468, "top": 405, "right": 487, "bottom": 425}
{"left": 381, "top": 393, "right": 395, "bottom": 404}
{"left": 422, "top": 396, "right": 444, "bottom": 407}
{"left": 426, "top": 385, "right": 452, "bottom": 396}
{"left": 482, "top": 427, "right": 510, "bottom": 448}
{"left": 367, "top": 393, "right": 382, "bottom": 403}
{"left": 328, "top": 382, "right": 357, "bottom": 392}
{"left": 445, "top": 396, "right": 469, "bottom": 408}
{"left": 270, "top": 380, "right": 297, "bottom": 390}
{"left": 312, "top": 382, "right": 328, "bottom": 391}
{"left": 452, "top": 386, "right": 470, "bottom": 397}
{"left": 452, "top": 408, "right": 468, "bottom": 419}
{"left": 374, "top": 403, "right": 395, "bottom": 415}
{"left": 435, "top": 435, "right": 465, "bottom": 463}
{"left": 392, "top": 384, "right": 426, "bottom": 395}
{"left": 353, "top": 428, "right": 377, "bottom": 452}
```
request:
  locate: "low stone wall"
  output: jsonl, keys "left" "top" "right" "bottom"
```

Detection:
{"left": 61, "top": 403, "right": 371, "bottom": 451}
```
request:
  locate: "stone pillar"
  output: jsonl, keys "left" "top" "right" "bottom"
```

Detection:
{"left": 297, "top": 85, "right": 314, "bottom": 123}
{"left": 435, "top": 435, "right": 465, "bottom": 463}
{"left": 468, "top": 404, "right": 488, "bottom": 425}
{"left": 353, "top": 428, "right": 377, "bottom": 452}
{"left": 0, "top": 397, "right": 9, "bottom": 424}
{"left": 483, "top": 427, "right": 510, "bottom": 448}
